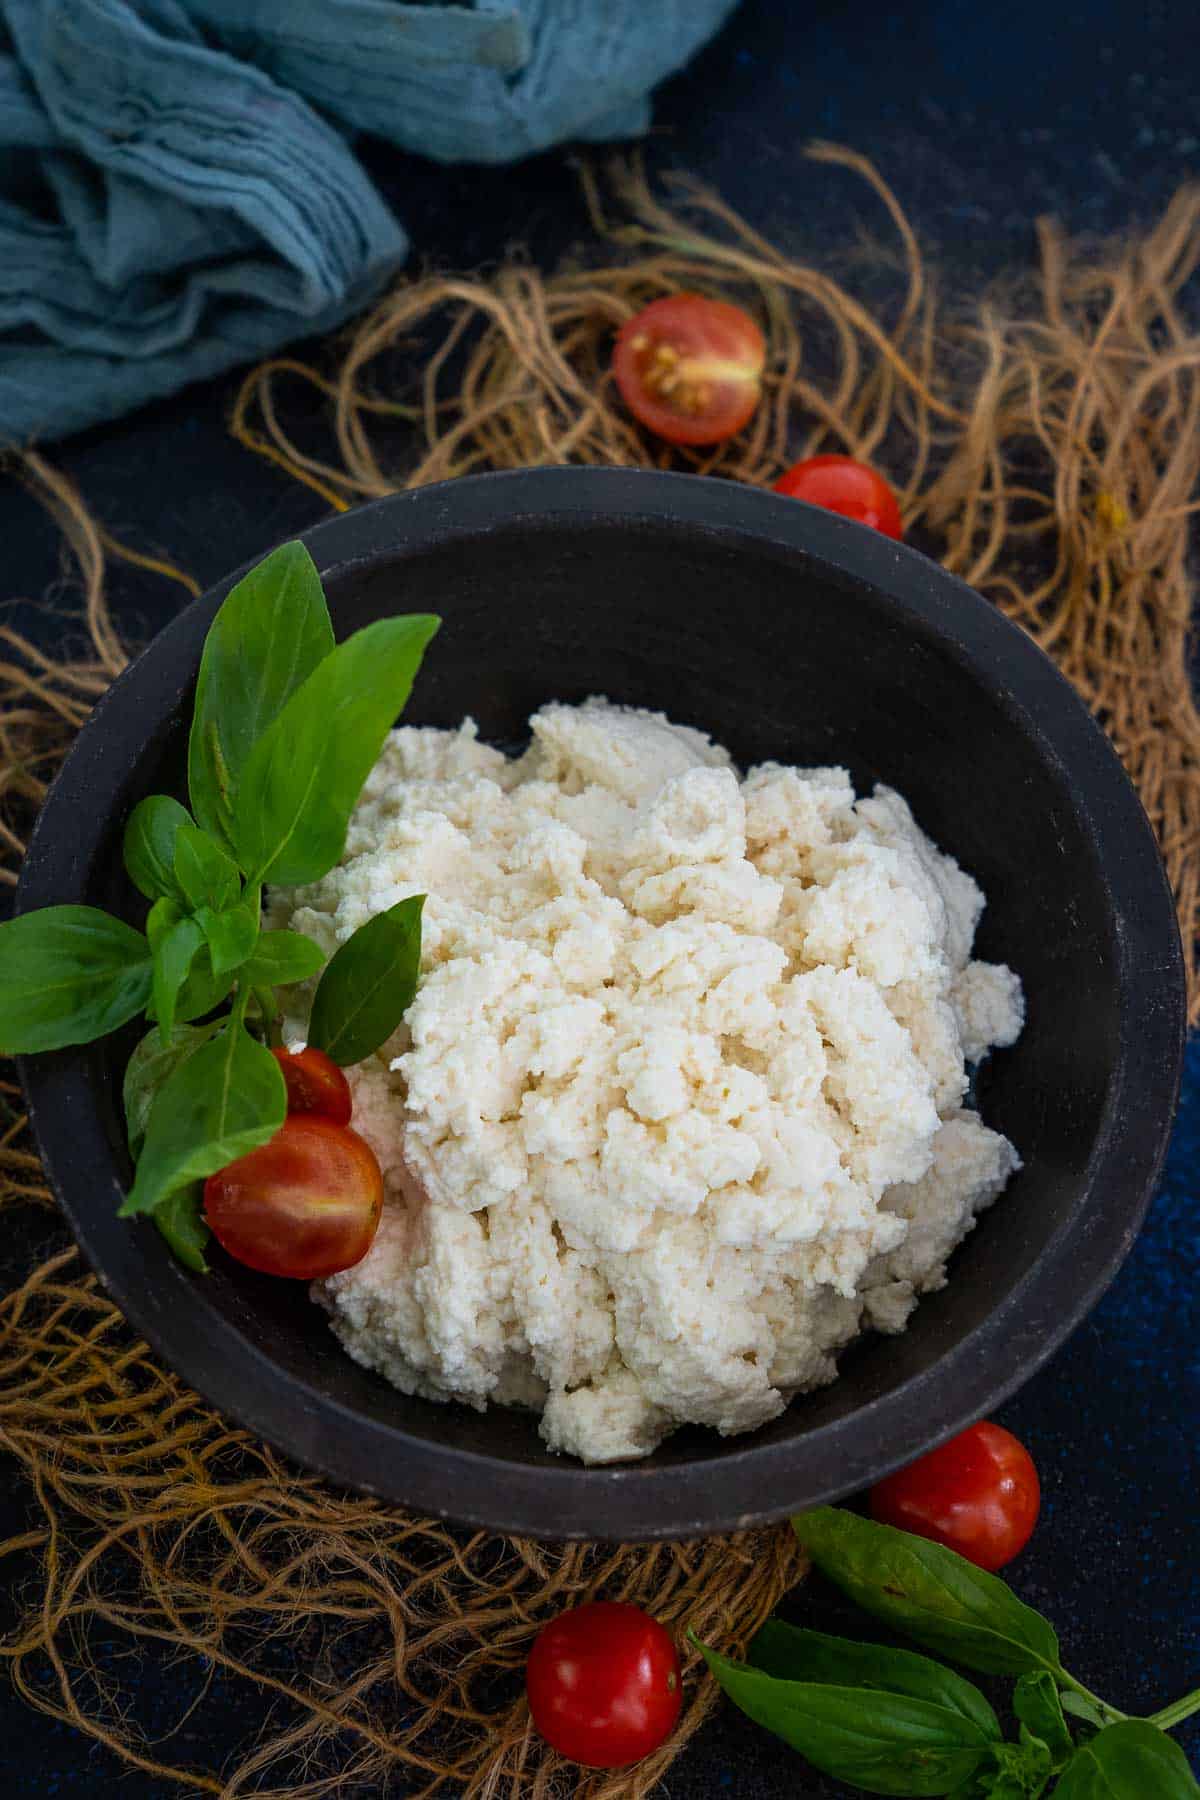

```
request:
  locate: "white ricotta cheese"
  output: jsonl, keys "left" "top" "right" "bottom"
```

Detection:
{"left": 269, "top": 700, "right": 1024, "bottom": 1465}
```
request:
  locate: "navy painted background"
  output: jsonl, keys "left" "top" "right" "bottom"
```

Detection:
{"left": 0, "top": 0, "right": 1197, "bottom": 1792}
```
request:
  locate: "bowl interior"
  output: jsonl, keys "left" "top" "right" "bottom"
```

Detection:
{"left": 22, "top": 476, "right": 1181, "bottom": 1538}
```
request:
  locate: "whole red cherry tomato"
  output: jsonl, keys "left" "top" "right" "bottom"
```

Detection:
{"left": 526, "top": 1601, "right": 682, "bottom": 1769}
{"left": 272, "top": 1045, "right": 353, "bottom": 1126}
{"left": 204, "top": 1115, "right": 383, "bottom": 1280}
{"left": 614, "top": 295, "right": 765, "bottom": 446}
{"left": 774, "top": 454, "right": 904, "bottom": 538}
{"left": 870, "top": 1421, "right": 1040, "bottom": 1570}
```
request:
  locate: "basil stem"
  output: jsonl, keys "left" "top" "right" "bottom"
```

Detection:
{"left": 1149, "top": 1689, "right": 1200, "bottom": 1733}
{"left": 254, "top": 986, "right": 282, "bottom": 1049}
{"left": 1056, "top": 1672, "right": 1128, "bottom": 1727}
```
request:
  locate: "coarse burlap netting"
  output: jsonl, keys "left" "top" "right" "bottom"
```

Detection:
{"left": 1, "top": 148, "right": 1198, "bottom": 1798}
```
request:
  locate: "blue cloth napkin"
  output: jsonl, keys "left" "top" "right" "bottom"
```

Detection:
{"left": 0, "top": 0, "right": 738, "bottom": 444}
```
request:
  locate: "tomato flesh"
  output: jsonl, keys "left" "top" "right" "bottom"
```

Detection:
{"left": 774, "top": 454, "right": 904, "bottom": 538}
{"left": 526, "top": 1600, "right": 682, "bottom": 1769}
{"left": 272, "top": 1045, "right": 353, "bottom": 1126}
{"left": 204, "top": 1115, "right": 383, "bottom": 1280}
{"left": 614, "top": 295, "right": 765, "bottom": 446}
{"left": 870, "top": 1421, "right": 1041, "bottom": 1571}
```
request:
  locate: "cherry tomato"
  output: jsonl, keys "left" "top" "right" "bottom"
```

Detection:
{"left": 526, "top": 1601, "right": 682, "bottom": 1769}
{"left": 774, "top": 454, "right": 904, "bottom": 539}
{"left": 614, "top": 295, "right": 765, "bottom": 446}
{"left": 870, "top": 1421, "right": 1041, "bottom": 1571}
{"left": 204, "top": 1115, "right": 383, "bottom": 1280}
{"left": 272, "top": 1045, "right": 353, "bottom": 1126}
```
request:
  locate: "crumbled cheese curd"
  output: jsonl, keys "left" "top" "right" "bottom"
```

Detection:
{"left": 269, "top": 700, "right": 1023, "bottom": 1465}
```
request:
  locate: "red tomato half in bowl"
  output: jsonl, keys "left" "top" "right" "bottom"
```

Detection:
{"left": 870, "top": 1421, "right": 1041, "bottom": 1570}
{"left": 774, "top": 454, "right": 904, "bottom": 538}
{"left": 614, "top": 295, "right": 765, "bottom": 446}
{"left": 526, "top": 1601, "right": 682, "bottom": 1769}
{"left": 204, "top": 1115, "right": 383, "bottom": 1280}
{"left": 272, "top": 1045, "right": 353, "bottom": 1126}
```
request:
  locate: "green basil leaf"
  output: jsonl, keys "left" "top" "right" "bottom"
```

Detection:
{"left": 146, "top": 896, "right": 183, "bottom": 949}
{"left": 119, "top": 1018, "right": 286, "bottom": 1219}
{"left": 792, "top": 1510, "right": 1062, "bottom": 1678}
{"left": 188, "top": 540, "right": 335, "bottom": 852}
{"left": 196, "top": 898, "right": 260, "bottom": 977}
{"left": 146, "top": 943, "right": 236, "bottom": 1027}
{"left": 1054, "top": 1720, "right": 1200, "bottom": 1798}
{"left": 172, "top": 948, "right": 237, "bottom": 1025}
{"left": 240, "top": 929, "right": 326, "bottom": 989}
{"left": 751, "top": 1622, "right": 1001, "bottom": 1742}
{"left": 307, "top": 894, "right": 424, "bottom": 1067}
{"left": 151, "top": 916, "right": 206, "bottom": 1041}
{"left": 123, "top": 1022, "right": 222, "bottom": 1160}
{"left": 233, "top": 614, "right": 439, "bottom": 887}
{"left": 153, "top": 1184, "right": 210, "bottom": 1273}
{"left": 1013, "top": 1674, "right": 1073, "bottom": 1769}
{"left": 174, "top": 821, "right": 240, "bottom": 912}
{"left": 0, "top": 905, "right": 152, "bottom": 1054}
{"left": 123, "top": 795, "right": 193, "bottom": 903}
{"left": 700, "top": 1641, "right": 993, "bottom": 1796}
{"left": 1060, "top": 1693, "right": 1110, "bottom": 1733}
{"left": 976, "top": 1738, "right": 1053, "bottom": 1797}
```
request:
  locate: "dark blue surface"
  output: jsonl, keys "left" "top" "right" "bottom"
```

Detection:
{"left": 0, "top": 0, "right": 1197, "bottom": 1793}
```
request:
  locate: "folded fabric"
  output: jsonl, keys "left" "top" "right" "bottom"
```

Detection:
{"left": 0, "top": 0, "right": 738, "bottom": 444}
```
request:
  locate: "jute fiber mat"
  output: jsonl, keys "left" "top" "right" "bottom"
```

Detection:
{"left": 1, "top": 149, "right": 1198, "bottom": 1798}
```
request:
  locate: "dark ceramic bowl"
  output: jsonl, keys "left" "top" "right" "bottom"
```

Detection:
{"left": 17, "top": 469, "right": 1184, "bottom": 1541}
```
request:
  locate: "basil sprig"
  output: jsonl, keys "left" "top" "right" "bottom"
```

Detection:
{"left": 1, "top": 539, "right": 441, "bottom": 1270}
{"left": 308, "top": 895, "right": 424, "bottom": 1067}
{"left": 701, "top": 1637, "right": 998, "bottom": 1795}
{"left": 239, "top": 930, "right": 326, "bottom": 988}
{"left": 123, "top": 795, "right": 192, "bottom": 904}
{"left": 0, "top": 907, "right": 151, "bottom": 1053}
{"left": 187, "top": 539, "right": 334, "bottom": 853}
{"left": 1014, "top": 1675, "right": 1074, "bottom": 1773}
{"left": 123, "top": 1021, "right": 221, "bottom": 1160}
{"left": 150, "top": 913, "right": 206, "bottom": 1041}
{"left": 1053, "top": 1721, "right": 1200, "bottom": 1797}
{"left": 119, "top": 1008, "right": 287, "bottom": 1220}
{"left": 701, "top": 1508, "right": 1200, "bottom": 1798}
{"left": 750, "top": 1621, "right": 1002, "bottom": 1739}
{"left": 793, "top": 1508, "right": 1063, "bottom": 1679}
{"left": 232, "top": 613, "right": 439, "bottom": 886}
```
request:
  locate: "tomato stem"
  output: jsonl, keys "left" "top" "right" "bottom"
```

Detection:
{"left": 1148, "top": 1687, "right": 1200, "bottom": 1732}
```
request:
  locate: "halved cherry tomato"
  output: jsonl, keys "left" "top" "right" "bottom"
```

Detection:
{"left": 272, "top": 1045, "right": 353, "bottom": 1126}
{"left": 774, "top": 454, "right": 904, "bottom": 539}
{"left": 614, "top": 295, "right": 765, "bottom": 446}
{"left": 870, "top": 1421, "right": 1041, "bottom": 1571}
{"left": 526, "top": 1601, "right": 682, "bottom": 1769}
{"left": 203, "top": 1115, "right": 383, "bottom": 1280}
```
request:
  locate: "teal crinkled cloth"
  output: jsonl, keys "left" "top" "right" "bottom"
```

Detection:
{"left": 0, "top": 0, "right": 738, "bottom": 443}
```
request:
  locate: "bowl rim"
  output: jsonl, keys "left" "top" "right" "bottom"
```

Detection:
{"left": 16, "top": 466, "right": 1185, "bottom": 1541}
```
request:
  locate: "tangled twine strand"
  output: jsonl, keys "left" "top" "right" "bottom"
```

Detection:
{"left": 1, "top": 147, "right": 1199, "bottom": 1797}
{"left": 0, "top": 1242, "right": 800, "bottom": 1797}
